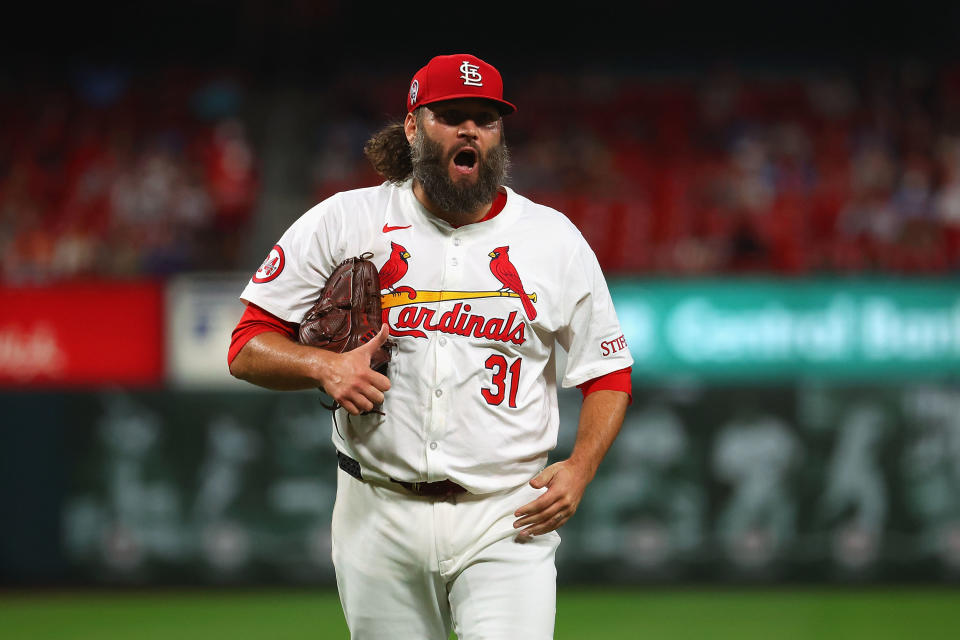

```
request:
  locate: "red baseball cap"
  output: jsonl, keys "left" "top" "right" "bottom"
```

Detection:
{"left": 407, "top": 54, "right": 516, "bottom": 115}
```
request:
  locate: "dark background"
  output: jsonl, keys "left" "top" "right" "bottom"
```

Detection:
{"left": 8, "top": 2, "right": 959, "bottom": 76}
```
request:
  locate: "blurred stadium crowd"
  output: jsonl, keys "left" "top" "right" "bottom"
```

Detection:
{"left": 4, "top": 58, "right": 960, "bottom": 282}
{"left": 1, "top": 69, "right": 260, "bottom": 282}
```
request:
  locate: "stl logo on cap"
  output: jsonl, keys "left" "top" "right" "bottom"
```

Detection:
{"left": 409, "top": 79, "right": 419, "bottom": 106}
{"left": 459, "top": 61, "right": 483, "bottom": 86}
{"left": 406, "top": 54, "right": 516, "bottom": 115}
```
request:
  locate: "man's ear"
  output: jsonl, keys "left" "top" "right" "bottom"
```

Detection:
{"left": 404, "top": 112, "right": 417, "bottom": 145}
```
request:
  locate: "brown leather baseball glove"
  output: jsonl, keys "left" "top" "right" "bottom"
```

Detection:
{"left": 299, "top": 252, "right": 394, "bottom": 413}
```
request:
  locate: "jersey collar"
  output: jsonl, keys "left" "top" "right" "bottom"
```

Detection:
{"left": 403, "top": 180, "right": 513, "bottom": 234}
{"left": 450, "top": 188, "right": 507, "bottom": 228}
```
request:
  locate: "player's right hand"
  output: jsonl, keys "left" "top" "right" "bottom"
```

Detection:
{"left": 320, "top": 325, "right": 392, "bottom": 415}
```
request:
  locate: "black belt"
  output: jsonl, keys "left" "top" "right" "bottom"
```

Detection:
{"left": 337, "top": 451, "right": 467, "bottom": 498}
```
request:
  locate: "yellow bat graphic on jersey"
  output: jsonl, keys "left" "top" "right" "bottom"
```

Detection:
{"left": 381, "top": 289, "right": 537, "bottom": 310}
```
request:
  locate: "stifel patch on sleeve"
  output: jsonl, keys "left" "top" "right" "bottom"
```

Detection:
{"left": 600, "top": 334, "right": 628, "bottom": 357}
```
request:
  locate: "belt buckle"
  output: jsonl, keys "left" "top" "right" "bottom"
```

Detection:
{"left": 409, "top": 481, "right": 423, "bottom": 495}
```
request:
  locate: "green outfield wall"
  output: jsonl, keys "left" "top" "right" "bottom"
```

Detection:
{"left": 4, "top": 383, "right": 960, "bottom": 586}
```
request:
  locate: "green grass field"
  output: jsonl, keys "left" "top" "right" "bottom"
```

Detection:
{"left": 2, "top": 587, "right": 959, "bottom": 639}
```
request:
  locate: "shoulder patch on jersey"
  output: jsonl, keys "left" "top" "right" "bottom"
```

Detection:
{"left": 253, "top": 245, "right": 285, "bottom": 283}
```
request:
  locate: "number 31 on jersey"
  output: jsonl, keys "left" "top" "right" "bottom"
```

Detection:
{"left": 482, "top": 354, "right": 522, "bottom": 408}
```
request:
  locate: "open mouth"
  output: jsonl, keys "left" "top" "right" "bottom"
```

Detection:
{"left": 452, "top": 147, "right": 478, "bottom": 174}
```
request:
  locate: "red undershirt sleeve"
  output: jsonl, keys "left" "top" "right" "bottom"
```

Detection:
{"left": 576, "top": 367, "right": 633, "bottom": 404}
{"left": 227, "top": 303, "right": 299, "bottom": 366}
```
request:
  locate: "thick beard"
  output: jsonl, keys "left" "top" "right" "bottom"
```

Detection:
{"left": 410, "top": 128, "right": 510, "bottom": 222}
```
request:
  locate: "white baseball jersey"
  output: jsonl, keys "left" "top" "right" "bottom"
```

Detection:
{"left": 241, "top": 179, "right": 633, "bottom": 494}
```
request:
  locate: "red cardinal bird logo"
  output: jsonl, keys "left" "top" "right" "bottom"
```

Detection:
{"left": 488, "top": 245, "right": 537, "bottom": 321}
{"left": 379, "top": 242, "right": 411, "bottom": 292}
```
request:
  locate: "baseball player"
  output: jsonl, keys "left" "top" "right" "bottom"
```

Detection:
{"left": 228, "top": 53, "right": 633, "bottom": 639}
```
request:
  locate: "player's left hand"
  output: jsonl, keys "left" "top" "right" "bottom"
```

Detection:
{"left": 513, "top": 460, "right": 591, "bottom": 539}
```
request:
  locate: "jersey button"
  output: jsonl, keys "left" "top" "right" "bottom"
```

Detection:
{"left": 451, "top": 258, "right": 458, "bottom": 266}
{"left": 435, "top": 389, "right": 443, "bottom": 397}
{"left": 453, "top": 238, "right": 462, "bottom": 246}
{"left": 439, "top": 337, "right": 447, "bottom": 346}
{"left": 429, "top": 442, "right": 438, "bottom": 450}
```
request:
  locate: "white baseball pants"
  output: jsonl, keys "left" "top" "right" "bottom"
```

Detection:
{"left": 331, "top": 468, "right": 559, "bottom": 639}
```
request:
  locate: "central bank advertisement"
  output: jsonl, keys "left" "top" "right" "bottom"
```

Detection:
{"left": 610, "top": 278, "right": 960, "bottom": 381}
